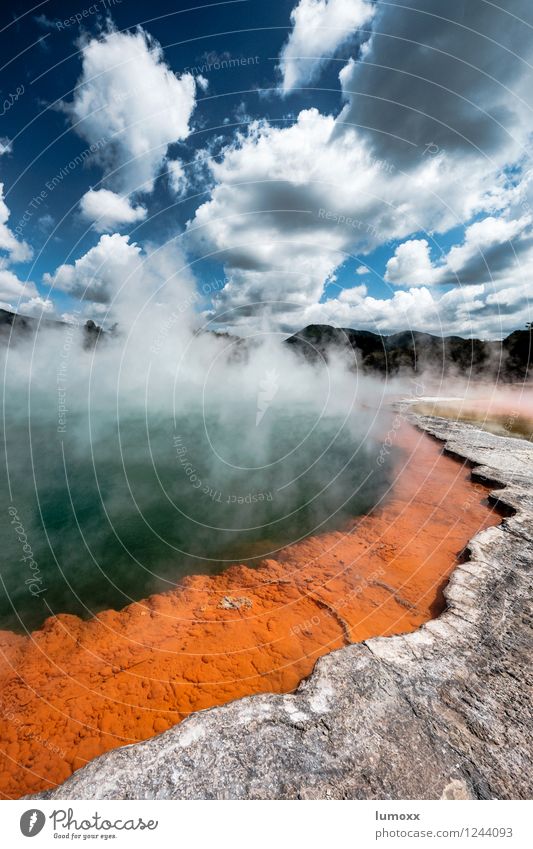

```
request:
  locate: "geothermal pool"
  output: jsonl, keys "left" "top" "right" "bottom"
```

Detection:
{"left": 0, "top": 421, "right": 501, "bottom": 799}
{"left": 1, "top": 407, "right": 391, "bottom": 632}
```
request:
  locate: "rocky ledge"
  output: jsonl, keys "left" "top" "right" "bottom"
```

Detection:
{"left": 35, "top": 415, "right": 533, "bottom": 800}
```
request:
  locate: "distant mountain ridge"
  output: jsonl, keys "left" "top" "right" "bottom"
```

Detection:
{"left": 285, "top": 324, "right": 532, "bottom": 380}
{"left": 1, "top": 308, "right": 531, "bottom": 379}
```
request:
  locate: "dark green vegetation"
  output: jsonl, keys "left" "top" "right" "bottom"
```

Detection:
{"left": 285, "top": 325, "right": 533, "bottom": 380}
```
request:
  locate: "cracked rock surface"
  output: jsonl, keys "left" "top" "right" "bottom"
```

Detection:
{"left": 35, "top": 416, "right": 533, "bottom": 800}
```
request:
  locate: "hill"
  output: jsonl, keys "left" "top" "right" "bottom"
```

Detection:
{"left": 285, "top": 324, "right": 532, "bottom": 380}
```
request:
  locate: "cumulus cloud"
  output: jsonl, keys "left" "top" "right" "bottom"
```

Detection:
{"left": 306, "top": 211, "right": 533, "bottom": 338}
{"left": 198, "top": 275, "right": 511, "bottom": 339}
{"left": 336, "top": 0, "right": 533, "bottom": 167}
{"left": 44, "top": 233, "right": 142, "bottom": 303}
{"left": 187, "top": 106, "right": 515, "bottom": 330}
{"left": 386, "top": 215, "right": 533, "bottom": 289}
{"left": 189, "top": 110, "right": 353, "bottom": 318}
{"left": 30, "top": 4, "right": 533, "bottom": 340}
{"left": 0, "top": 183, "right": 40, "bottom": 315}
{"left": 17, "top": 296, "right": 55, "bottom": 317}
{"left": 385, "top": 239, "right": 442, "bottom": 287}
{"left": 440, "top": 215, "right": 533, "bottom": 284}
{"left": 68, "top": 27, "right": 196, "bottom": 196}
{"left": 79, "top": 189, "right": 147, "bottom": 232}
{"left": 0, "top": 269, "right": 38, "bottom": 308}
{"left": 43, "top": 233, "right": 197, "bottom": 328}
{"left": 279, "top": 0, "right": 375, "bottom": 94}
{"left": 299, "top": 283, "right": 498, "bottom": 337}
{"left": 0, "top": 184, "right": 33, "bottom": 264}
{"left": 182, "top": 0, "right": 533, "bottom": 338}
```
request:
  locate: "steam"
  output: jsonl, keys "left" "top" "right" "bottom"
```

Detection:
{"left": 4, "top": 239, "right": 530, "bottom": 635}
{"left": 1, "top": 263, "right": 399, "bottom": 632}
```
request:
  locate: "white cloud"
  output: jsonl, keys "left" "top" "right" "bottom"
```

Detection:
{"left": 385, "top": 239, "right": 442, "bottom": 287}
{"left": 79, "top": 188, "right": 147, "bottom": 232}
{"left": 444, "top": 215, "right": 531, "bottom": 279}
{"left": 297, "top": 282, "right": 524, "bottom": 339}
{"left": 0, "top": 185, "right": 40, "bottom": 315}
{"left": 336, "top": 0, "right": 533, "bottom": 169}
{"left": 0, "top": 138, "right": 12, "bottom": 156}
{"left": 38, "top": 213, "right": 55, "bottom": 232}
{"left": 303, "top": 210, "right": 533, "bottom": 337}
{"left": 0, "top": 269, "right": 38, "bottom": 306}
{"left": 44, "top": 233, "right": 142, "bottom": 303}
{"left": 41, "top": 4, "right": 533, "bottom": 341}
{"left": 0, "top": 183, "right": 33, "bottom": 264}
{"left": 43, "top": 233, "right": 197, "bottom": 329}
{"left": 386, "top": 215, "right": 533, "bottom": 289}
{"left": 279, "top": 0, "right": 375, "bottom": 94}
{"left": 187, "top": 107, "right": 512, "bottom": 329}
{"left": 167, "top": 160, "right": 187, "bottom": 198}
{"left": 69, "top": 28, "right": 196, "bottom": 196}
{"left": 202, "top": 276, "right": 522, "bottom": 339}
{"left": 196, "top": 74, "right": 209, "bottom": 92}
{"left": 18, "top": 296, "right": 55, "bottom": 317}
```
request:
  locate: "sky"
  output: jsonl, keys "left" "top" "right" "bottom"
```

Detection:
{"left": 0, "top": 0, "right": 532, "bottom": 339}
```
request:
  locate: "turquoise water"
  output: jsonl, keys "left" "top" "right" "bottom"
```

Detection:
{"left": 1, "top": 404, "right": 393, "bottom": 632}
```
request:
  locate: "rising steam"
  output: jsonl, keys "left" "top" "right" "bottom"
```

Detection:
{"left": 1, "top": 249, "right": 402, "bottom": 631}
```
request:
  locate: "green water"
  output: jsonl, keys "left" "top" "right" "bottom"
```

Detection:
{"left": 1, "top": 405, "right": 393, "bottom": 632}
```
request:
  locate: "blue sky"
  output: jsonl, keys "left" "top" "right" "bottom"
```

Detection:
{"left": 1, "top": 0, "right": 532, "bottom": 338}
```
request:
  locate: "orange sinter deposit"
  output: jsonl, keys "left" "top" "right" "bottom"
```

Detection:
{"left": 0, "top": 423, "right": 501, "bottom": 798}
